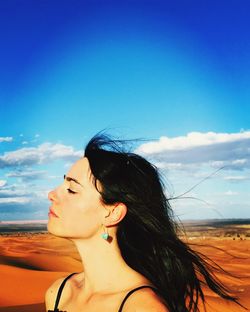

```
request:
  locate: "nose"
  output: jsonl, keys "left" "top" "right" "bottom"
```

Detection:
{"left": 48, "top": 190, "right": 57, "bottom": 202}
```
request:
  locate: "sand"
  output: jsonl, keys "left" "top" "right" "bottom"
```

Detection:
{"left": 0, "top": 233, "right": 249, "bottom": 311}
{"left": 0, "top": 233, "right": 82, "bottom": 311}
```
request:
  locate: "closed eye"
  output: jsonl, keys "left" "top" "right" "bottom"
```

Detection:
{"left": 67, "top": 188, "right": 77, "bottom": 194}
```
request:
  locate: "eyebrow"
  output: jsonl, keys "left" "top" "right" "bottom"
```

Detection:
{"left": 64, "top": 174, "right": 84, "bottom": 187}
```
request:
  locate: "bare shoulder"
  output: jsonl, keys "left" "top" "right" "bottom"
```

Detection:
{"left": 122, "top": 287, "right": 169, "bottom": 312}
{"left": 45, "top": 274, "right": 77, "bottom": 311}
{"left": 45, "top": 276, "right": 65, "bottom": 311}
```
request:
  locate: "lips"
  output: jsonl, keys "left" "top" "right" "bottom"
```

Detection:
{"left": 48, "top": 207, "right": 59, "bottom": 218}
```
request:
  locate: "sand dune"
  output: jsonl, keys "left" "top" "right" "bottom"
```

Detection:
{"left": 0, "top": 233, "right": 249, "bottom": 311}
{"left": 0, "top": 234, "right": 81, "bottom": 310}
{"left": 0, "top": 303, "right": 45, "bottom": 312}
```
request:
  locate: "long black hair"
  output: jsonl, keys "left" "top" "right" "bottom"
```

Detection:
{"left": 84, "top": 133, "right": 241, "bottom": 312}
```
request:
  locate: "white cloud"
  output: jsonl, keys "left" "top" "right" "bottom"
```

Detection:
{"left": 224, "top": 176, "right": 249, "bottom": 182}
{"left": 0, "top": 180, "right": 7, "bottom": 187}
{"left": 0, "top": 197, "right": 31, "bottom": 204}
{"left": 0, "top": 184, "right": 49, "bottom": 202}
{"left": 210, "top": 159, "right": 249, "bottom": 170}
{"left": 155, "top": 162, "right": 198, "bottom": 172}
{"left": 224, "top": 190, "right": 239, "bottom": 196}
{"left": 136, "top": 131, "right": 250, "bottom": 171}
{"left": 0, "top": 142, "right": 83, "bottom": 168}
{"left": 0, "top": 137, "right": 13, "bottom": 143}
{"left": 137, "top": 131, "right": 250, "bottom": 153}
{"left": 48, "top": 175, "right": 62, "bottom": 179}
{"left": 64, "top": 161, "right": 74, "bottom": 168}
{"left": 6, "top": 170, "right": 47, "bottom": 181}
{"left": 0, "top": 188, "right": 30, "bottom": 197}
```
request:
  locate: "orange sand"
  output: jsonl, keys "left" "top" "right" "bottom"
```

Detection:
{"left": 0, "top": 234, "right": 249, "bottom": 311}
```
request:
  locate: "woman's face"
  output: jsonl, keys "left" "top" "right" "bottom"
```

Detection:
{"left": 47, "top": 157, "right": 104, "bottom": 239}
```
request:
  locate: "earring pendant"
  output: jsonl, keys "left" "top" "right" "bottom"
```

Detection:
{"left": 101, "top": 232, "right": 109, "bottom": 240}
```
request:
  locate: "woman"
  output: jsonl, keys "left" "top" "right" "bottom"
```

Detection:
{"left": 45, "top": 133, "right": 240, "bottom": 312}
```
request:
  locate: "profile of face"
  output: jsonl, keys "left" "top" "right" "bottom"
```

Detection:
{"left": 47, "top": 157, "right": 106, "bottom": 239}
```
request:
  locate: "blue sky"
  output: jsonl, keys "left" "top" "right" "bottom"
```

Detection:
{"left": 0, "top": 0, "right": 250, "bottom": 221}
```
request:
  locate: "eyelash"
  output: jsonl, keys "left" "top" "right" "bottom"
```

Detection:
{"left": 67, "top": 188, "right": 77, "bottom": 194}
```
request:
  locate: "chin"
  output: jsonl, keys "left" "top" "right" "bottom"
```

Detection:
{"left": 47, "top": 222, "right": 71, "bottom": 239}
{"left": 47, "top": 220, "right": 61, "bottom": 236}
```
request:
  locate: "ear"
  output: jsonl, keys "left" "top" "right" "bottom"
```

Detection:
{"left": 102, "top": 203, "right": 127, "bottom": 226}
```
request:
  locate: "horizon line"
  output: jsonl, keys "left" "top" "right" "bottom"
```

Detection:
{"left": 1, "top": 217, "right": 250, "bottom": 225}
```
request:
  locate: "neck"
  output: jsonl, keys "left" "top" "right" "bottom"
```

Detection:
{"left": 71, "top": 234, "right": 140, "bottom": 295}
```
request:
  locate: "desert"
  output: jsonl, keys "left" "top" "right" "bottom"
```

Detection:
{"left": 0, "top": 220, "right": 249, "bottom": 312}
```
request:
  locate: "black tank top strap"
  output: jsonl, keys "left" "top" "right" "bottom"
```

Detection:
{"left": 52, "top": 272, "right": 77, "bottom": 312}
{"left": 118, "top": 285, "right": 158, "bottom": 312}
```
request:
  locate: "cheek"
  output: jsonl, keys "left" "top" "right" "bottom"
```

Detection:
{"left": 60, "top": 195, "right": 102, "bottom": 238}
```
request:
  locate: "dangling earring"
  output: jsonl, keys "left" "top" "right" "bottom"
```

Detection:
{"left": 101, "top": 225, "right": 109, "bottom": 240}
